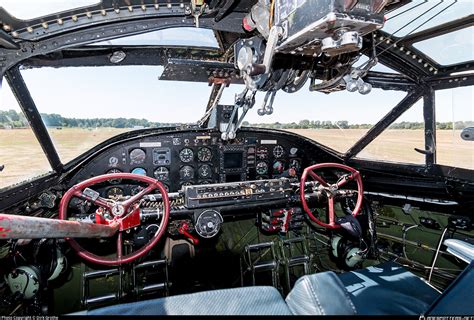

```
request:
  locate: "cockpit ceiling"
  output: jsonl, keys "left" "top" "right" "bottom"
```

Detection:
{"left": 0, "top": 0, "right": 101, "bottom": 20}
{"left": 381, "top": 0, "right": 473, "bottom": 66}
{"left": 412, "top": 26, "right": 474, "bottom": 66}
{"left": 383, "top": 0, "right": 473, "bottom": 38}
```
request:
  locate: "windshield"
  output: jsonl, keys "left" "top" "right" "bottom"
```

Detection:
{"left": 1, "top": 66, "right": 212, "bottom": 166}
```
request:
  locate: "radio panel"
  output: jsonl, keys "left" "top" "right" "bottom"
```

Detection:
{"left": 184, "top": 178, "right": 292, "bottom": 209}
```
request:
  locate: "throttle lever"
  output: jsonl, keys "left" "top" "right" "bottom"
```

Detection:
{"left": 178, "top": 222, "right": 199, "bottom": 245}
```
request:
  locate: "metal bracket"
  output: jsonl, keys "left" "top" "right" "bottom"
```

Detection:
{"left": 221, "top": 88, "right": 256, "bottom": 140}
{"left": 257, "top": 90, "right": 276, "bottom": 116}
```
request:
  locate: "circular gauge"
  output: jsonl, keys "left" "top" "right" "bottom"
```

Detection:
{"left": 195, "top": 209, "right": 224, "bottom": 238}
{"left": 108, "top": 156, "right": 119, "bottom": 166}
{"left": 129, "top": 148, "right": 146, "bottom": 165}
{"left": 106, "top": 187, "right": 124, "bottom": 199}
{"left": 198, "top": 164, "right": 212, "bottom": 179}
{"left": 197, "top": 147, "right": 212, "bottom": 162}
{"left": 179, "top": 165, "right": 194, "bottom": 180}
{"left": 256, "top": 146, "right": 268, "bottom": 159}
{"left": 289, "top": 147, "right": 298, "bottom": 156}
{"left": 106, "top": 168, "right": 122, "bottom": 184}
{"left": 273, "top": 145, "right": 285, "bottom": 158}
{"left": 131, "top": 167, "right": 147, "bottom": 176}
{"left": 256, "top": 161, "right": 268, "bottom": 175}
{"left": 163, "top": 184, "right": 170, "bottom": 192}
{"left": 154, "top": 167, "right": 169, "bottom": 181}
{"left": 289, "top": 159, "right": 301, "bottom": 172}
{"left": 179, "top": 148, "right": 194, "bottom": 163}
{"left": 180, "top": 181, "right": 193, "bottom": 189}
{"left": 272, "top": 160, "right": 285, "bottom": 175}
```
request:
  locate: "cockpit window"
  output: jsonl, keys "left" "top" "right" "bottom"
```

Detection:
{"left": 89, "top": 27, "right": 220, "bottom": 48}
{"left": 220, "top": 85, "right": 406, "bottom": 154}
{"left": 435, "top": 86, "right": 474, "bottom": 170}
{"left": 357, "top": 100, "right": 425, "bottom": 164}
{"left": 19, "top": 66, "right": 212, "bottom": 164}
{"left": 0, "top": 79, "right": 53, "bottom": 190}
{"left": 383, "top": 0, "right": 473, "bottom": 38}
{"left": 0, "top": 0, "right": 99, "bottom": 20}
{"left": 412, "top": 27, "right": 474, "bottom": 66}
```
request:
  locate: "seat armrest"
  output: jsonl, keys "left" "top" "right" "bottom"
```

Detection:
{"left": 443, "top": 239, "right": 474, "bottom": 263}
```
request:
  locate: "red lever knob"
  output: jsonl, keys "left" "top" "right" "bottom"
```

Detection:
{"left": 178, "top": 223, "right": 199, "bottom": 245}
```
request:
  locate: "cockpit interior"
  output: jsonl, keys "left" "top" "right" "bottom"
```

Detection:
{"left": 0, "top": 0, "right": 473, "bottom": 316}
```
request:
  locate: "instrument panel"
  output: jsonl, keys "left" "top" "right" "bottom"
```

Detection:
{"left": 69, "top": 128, "right": 338, "bottom": 195}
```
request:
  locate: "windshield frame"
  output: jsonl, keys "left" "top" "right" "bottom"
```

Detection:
{"left": 0, "top": 8, "right": 473, "bottom": 199}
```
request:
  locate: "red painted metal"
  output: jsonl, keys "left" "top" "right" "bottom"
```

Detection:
{"left": 300, "top": 163, "right": 364, "bottom": 229}
{"left": 59, "top": 173, "right": 170, "bottom": 266}
{"left": 178, "top": 222, "right": 199, "bottom": 245}
{"left": 118, "top": 205, "right": 141, "bottom": 231}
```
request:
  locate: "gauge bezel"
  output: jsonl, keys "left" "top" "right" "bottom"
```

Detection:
{"left": 129, "top": 148, "right": 146, "bottom": 165}
{"left": 197, "top": 147, "right": 213, "bottom": 162}
{"left": 179, "top": 148, "right": 194, "bottom": 163}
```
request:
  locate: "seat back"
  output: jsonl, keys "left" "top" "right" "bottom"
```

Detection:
{"left": 285, "top": 271, "right": 357, "bottom": 315}
{"left": 426, "top": 261, "right": 474, "bottom": 316}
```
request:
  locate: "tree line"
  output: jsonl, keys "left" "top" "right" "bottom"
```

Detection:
{"left": 0, "top": 110, "right": 180, "bottom": 129}
{"left": 0, "top": 109, "right": 472, "bottom": 130}
{"left": 242, "top": 120, "right": 473, "bottom": 130}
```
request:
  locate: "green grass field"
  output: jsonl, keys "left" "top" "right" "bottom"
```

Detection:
{"left": 0, "top": 128, "right": 472, "bottom": 189}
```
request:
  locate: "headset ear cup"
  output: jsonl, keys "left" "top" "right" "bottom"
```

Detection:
{"left": 337, "top": 237, "right": 347, "bottom": 262}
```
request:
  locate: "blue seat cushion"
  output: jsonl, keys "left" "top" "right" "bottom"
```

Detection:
{"left": 338, "top": 261, "right": 440, "bottom": 315}
{"left": 427, "top": 261, "right": 474, "bottom": 316}
{"left": 286, "top": 271, "right": 358, "bottom": 315}
{"left": 75, "top": 286, "right": 292, "bottom": 315}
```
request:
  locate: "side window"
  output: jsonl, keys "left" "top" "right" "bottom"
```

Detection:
{"left": 357, "top": 100, "right": 425, "bottom": 164}
{"left": 0, "top": 78, "right": 52, "bottom": 190}
{"left": 435, "top": 86, "right": 474, "bottom": 170}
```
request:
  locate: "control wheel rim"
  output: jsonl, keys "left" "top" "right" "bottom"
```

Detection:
{"left": 299, "top": 163, "right": 363, "bottom": 229}
{"left": 59, "top": 173, "right": 170, "bottom": 266}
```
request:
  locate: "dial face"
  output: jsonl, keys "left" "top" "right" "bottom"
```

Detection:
{"left": 131, "top": 167, "right": 147, "bottom": 176}
{"left": 272, "top": 160, "right": 285, "bottom": 175}
{"left": 154, "top": 167, "right": 169, "bottom": 181}
{"left": 106, "top": 187, "right": 124, "bottom": 199}
{"left": 106, "top": 168, "right": 122, "bottom": 184}
{"left": 108, "top": 156, "right": 119, "bottom": 166}
{"left": 195, "top": 210, "right": 223, "bottom": 238}
{"left": 198, "top": 164, "right": 212, "bottom": 179}
{"left": 256, "top": 146, "right": 268, "bottom": 159}
{"left": 179, "top": 148, "right": 194, "bottom": 163}
{"left": 197, "top": 147, "right": 212, "bottom": 162}
{"left": 290, "top": 147, "right": 298, "bottom": 156}
{"left": 129, "top": 148, "right": 146, "bottom": 165}
{"left": 179, "top": 165, "right": 194, "bottom": 180}
{"left": 256, "top": 161, "right": 268, "bottom": 175}
{"left": 273, "top": 145, "right": 285, "bottom": 158}
{"left": 289, "top": 159, "right": 301, "bottom": 172}
{"left": 180, "top": 181, "right": 193, "bottom": 188}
